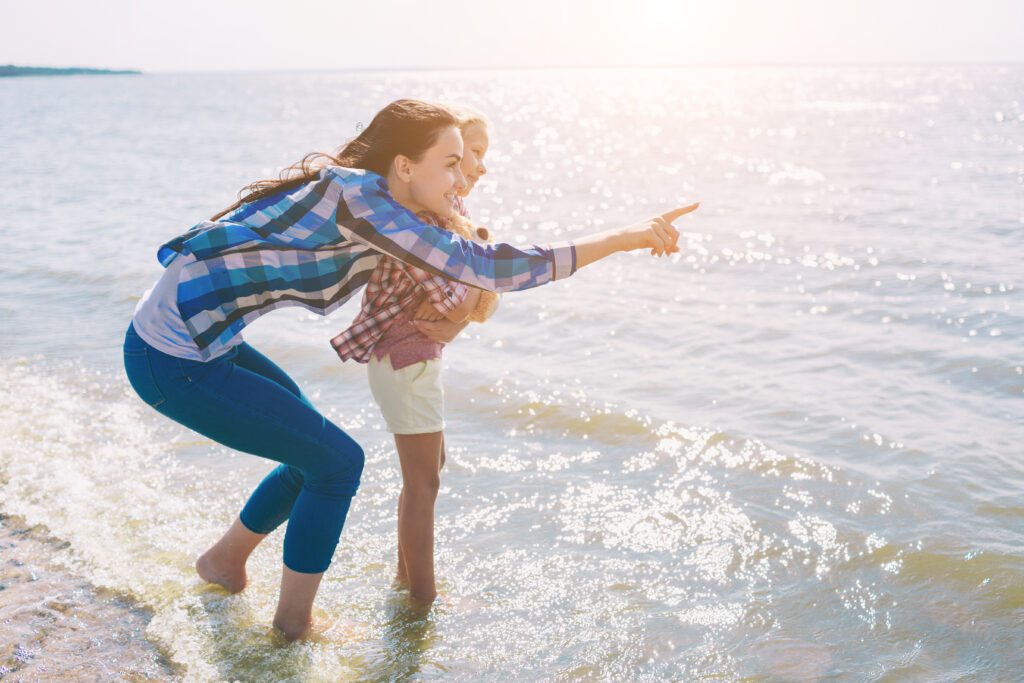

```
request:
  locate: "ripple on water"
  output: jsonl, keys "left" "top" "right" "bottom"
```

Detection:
{"left": 2, "top": 350, "right": 1024, "bottom": 679}
{"left": 3, "top": 64, "right": 1024, "bottom": 679}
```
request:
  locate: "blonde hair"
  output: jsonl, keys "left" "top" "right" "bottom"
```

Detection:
{"left": 436, "top": 103, "right": 498, "bottom": 321}
{"left": 443, "top": 103, "right": 489, "bottom": 132}
{"left": 444, "top": 102, "right": 490, "bottom": 239}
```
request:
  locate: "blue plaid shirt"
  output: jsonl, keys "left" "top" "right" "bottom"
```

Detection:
{"left": 157, "top": 166, "right": 576, "bottom": 359}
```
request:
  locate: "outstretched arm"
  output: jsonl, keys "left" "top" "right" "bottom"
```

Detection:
{"left": 411, "top": 204, "right": 699, "bottom": 344}
{"left": 573, "top": 204, "right": 699, "bottom": 267}
{"left": 332, "top": 168, "right": 699, "bottom": 293}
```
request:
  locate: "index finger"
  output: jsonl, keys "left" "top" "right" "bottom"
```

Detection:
{"left": 660, "top": 202, "right": 700, "bottom": 223}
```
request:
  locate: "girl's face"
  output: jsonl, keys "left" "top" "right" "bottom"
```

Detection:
{"left": 458, "top": 122, "right": 489, "bottom": 198}
{"left": 397, "top": 125, "right": 468, "bottom": 217}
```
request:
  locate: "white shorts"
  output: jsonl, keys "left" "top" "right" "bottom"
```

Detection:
{"left": 366, "top": 356, "right": 445, "bottom": 434}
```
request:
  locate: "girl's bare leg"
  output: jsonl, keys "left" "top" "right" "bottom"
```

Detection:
{"left": 394, "top": 435, "right": 446, "bottom": 588}
{"left": 273, "top": 566, "right": 325, "bottom": 641}
{"left": 196, "top": 517, "right": 267, "bottom": 593}
{"left": 394, "top": 489, "right": 409, "bottom": 587}
{"left": 394, "top": 431, "right": 444, "bottom": 608}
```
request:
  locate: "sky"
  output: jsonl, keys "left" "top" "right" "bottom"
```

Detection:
{"left": 3, "top": 0, "right": 1023, "bottom": 72}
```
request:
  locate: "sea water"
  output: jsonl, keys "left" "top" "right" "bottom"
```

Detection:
{"left": 0, "top": 66, "right": 1021, "bottom": 681}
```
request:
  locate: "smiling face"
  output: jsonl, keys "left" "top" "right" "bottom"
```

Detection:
{"left": 389, "top": 125, "right": 468, "bottom": 217}
{"left": 458, "top": 122, "right": 489, "bottom": 197}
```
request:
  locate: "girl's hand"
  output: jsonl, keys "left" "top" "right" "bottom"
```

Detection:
{"left": 412, "top": 318, "right": 470, "bottom": 343}
{"left": 621, "top": 203, "right": 700, "bottom": 257}
{"left": 413, "top": 298, "right": 445, "bottom": 322}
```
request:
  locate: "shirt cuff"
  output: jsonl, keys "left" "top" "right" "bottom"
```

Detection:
{"left": 549, "top": 241, "right": 577, "bottom": 281}
{"left": 428, "top": 281, "right": 470, "bottom": 314}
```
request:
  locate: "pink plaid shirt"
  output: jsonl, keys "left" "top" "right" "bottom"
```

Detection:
{"left": 331, "top": 204, "right": 470, "bottom": 364}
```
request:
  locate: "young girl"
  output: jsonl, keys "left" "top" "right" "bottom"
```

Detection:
{"left": 123, "top": 98, "right": 696, "bottom": 641}
{"left": 332, "top": 106, "right": 496, "bottom": 609}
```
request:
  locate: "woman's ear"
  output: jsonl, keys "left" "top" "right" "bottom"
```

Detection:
{"left": 392, "top": 154, "right": 414, "bottom": 183}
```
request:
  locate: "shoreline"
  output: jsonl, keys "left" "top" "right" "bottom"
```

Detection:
{"left": 0, "top": 513, "right": 177, "bottom": 680}
{"left": 0, "top": 65, "right": 141, "bottom": 77}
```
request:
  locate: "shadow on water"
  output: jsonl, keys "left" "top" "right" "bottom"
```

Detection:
{"left": 195, "top": 585, "right": 318, "bottom": 683}
{"left": 184, "top": 579, "right": 446, "bottom": 681}
{"left": 355, "top": 590, "right": 440, "bottom": 683}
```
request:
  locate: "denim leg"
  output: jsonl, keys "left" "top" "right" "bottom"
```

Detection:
{"left": 229, "top": 343, "right": 313, "bottom": 533}
{"left": 124, "top": 326, "right": 364, "bottom": 573}
{"left": 231, "top": 342, "right": 314, "bottom": 408}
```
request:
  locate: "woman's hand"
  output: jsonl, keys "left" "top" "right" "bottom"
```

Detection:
{"left": 412, "top": 318, "right": 470, "bottom": 343}
{"left": 573, "top": 203, "right": 699, "bottom": 269}
{"left": 620, "top": 203, "right": 699, "bottom": 256}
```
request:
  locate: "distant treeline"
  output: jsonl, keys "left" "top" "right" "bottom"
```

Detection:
{"left": 1, "top": 65, "right": 142, "bottom": 77}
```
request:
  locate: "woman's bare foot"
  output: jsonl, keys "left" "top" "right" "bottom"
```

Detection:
{"left": 196, "top": 550, "right": 247, "bottom": 594}
{"left": 272, "top": 614, "right": 313, "bottom": 642}
{"left": 270, "top": 616, "right": 359, "bottom": 644}
{"left": 272, "top": 566, "right": 325, "bottom": 642}
{"left": 195, "top": 518, "right": 265, "bottom": 594}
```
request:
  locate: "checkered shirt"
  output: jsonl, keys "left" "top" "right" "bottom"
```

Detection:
{"left": 331, "top": 199, "right": 473, "bottom": 363}
{"left": 156, "top": 166, "right": 576, "bottom": 360}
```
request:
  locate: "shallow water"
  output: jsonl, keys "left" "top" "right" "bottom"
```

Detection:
{"left": 0, "top": 514, "right": 175, "bottom": 679}
{"left": 0, "top": 65, "right": 1022, "bottom": 680}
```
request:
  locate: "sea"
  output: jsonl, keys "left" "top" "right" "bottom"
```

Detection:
{"left": 0, "top": 65, "right": 1021, "bottom": 681}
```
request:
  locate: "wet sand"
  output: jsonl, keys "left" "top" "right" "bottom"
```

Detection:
{"left": 0, "top": 514, "right": 177, "bottom": 681}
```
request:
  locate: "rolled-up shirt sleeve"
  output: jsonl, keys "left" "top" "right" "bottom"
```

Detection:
{"left": 328, "top": 167, "right": 578, "bottom": 293}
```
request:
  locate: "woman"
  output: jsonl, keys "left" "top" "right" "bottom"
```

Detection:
{"left": 123, "top": 99, "right": 697, "bottom": 641}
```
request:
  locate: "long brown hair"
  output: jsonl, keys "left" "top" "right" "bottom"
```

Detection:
{"left": 211, "top": 99, "right": 458, "bottom": 221}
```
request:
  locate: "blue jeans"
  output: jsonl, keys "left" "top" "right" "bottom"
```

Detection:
{"left": 123, "top": 323, "right": 364, "bottom": 573}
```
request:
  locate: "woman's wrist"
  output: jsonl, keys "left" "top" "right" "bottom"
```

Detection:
{"left": 574, "top": 230, "right": 628, "bottom": 269}
{"left": 610, "top": 227, "right": 638, "bottom": 253}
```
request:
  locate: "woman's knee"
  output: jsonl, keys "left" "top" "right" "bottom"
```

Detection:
{"left": 307, "top": 433, "right": 365, "bottom": 497}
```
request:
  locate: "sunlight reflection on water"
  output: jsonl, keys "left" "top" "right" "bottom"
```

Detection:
{"left": 1, "top": 64, "right": 1022, "bottom": 680}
